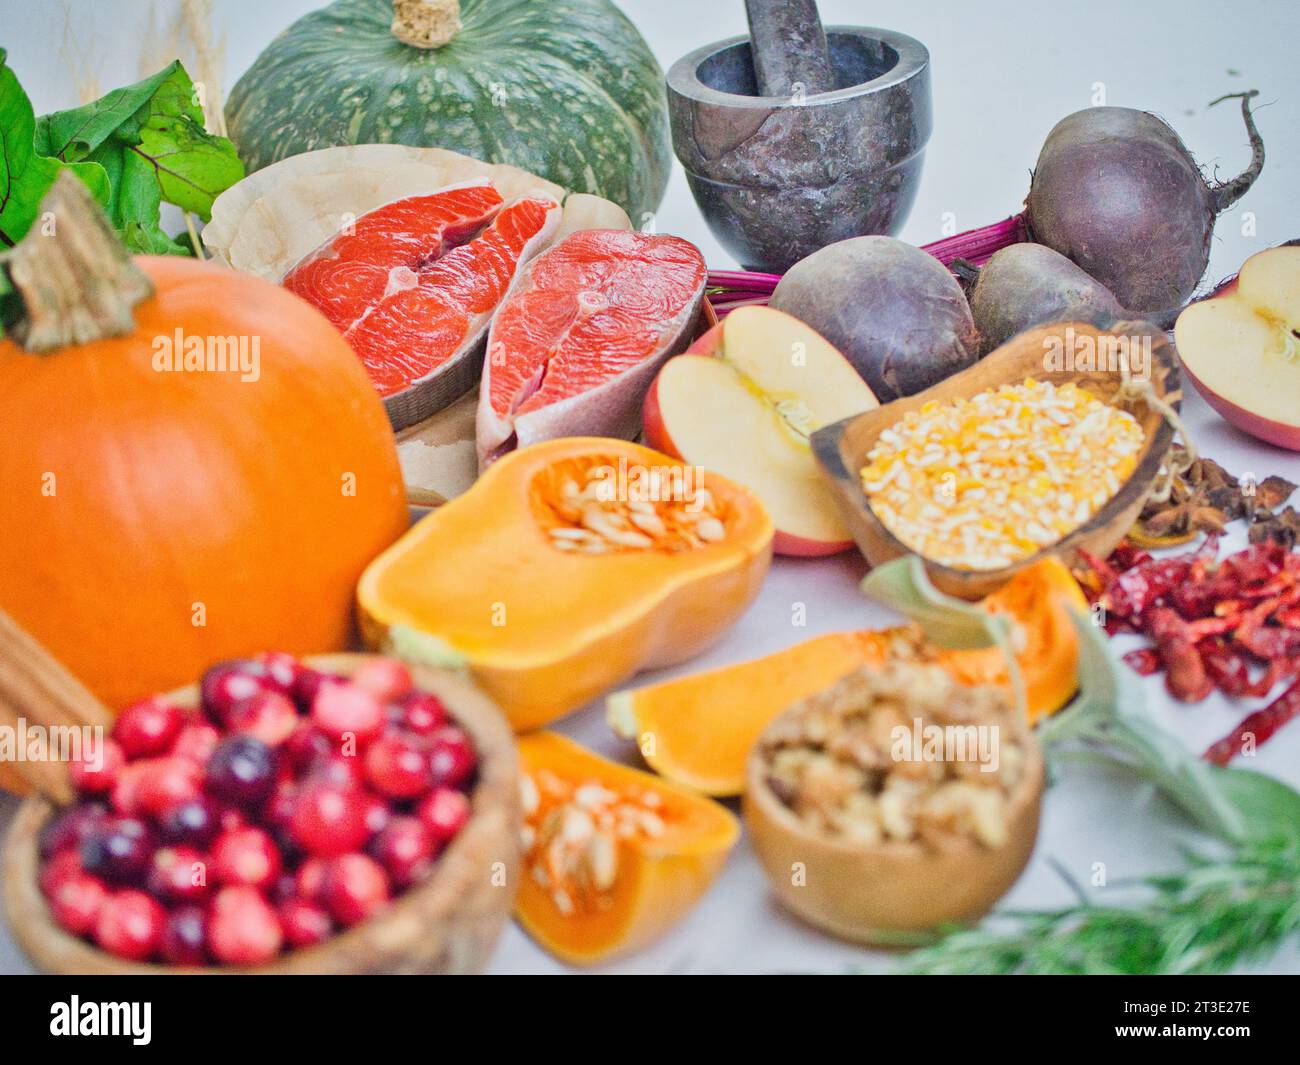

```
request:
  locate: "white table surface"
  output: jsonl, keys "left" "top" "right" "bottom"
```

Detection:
{"left": 1, "top": 0, "right": 1298, "bottom": 975}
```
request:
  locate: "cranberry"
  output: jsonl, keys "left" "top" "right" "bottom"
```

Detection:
{"left": 399, "top": 691, "right": 448, "bottom": 736}
{"left": 427, "top": 727, "right": 477, "bottom": 788}
{"left": 94, "top": 889, "right": 165, "bottom": 961}
{"left": 304, "top": 751, "right": 365, "bottom": 790}
{"left": 311, "top": 683, "right": 384, "bottom": 746}
{"left": 160, "top": 905, "right": 209, "bottom": 965}
{"left": 80, "top": 818, "right": 154, "bottom": 885}
{"left": 209, "top": 886, "right": 284, "bottom": 965}
{"left": 252, "top": 651, "right": 304, "bottom": 696}
{"left": 350, "top": 658, "right": 413, "bottom": 704}
{"left": 112, "top": 696, "right": 184, "bottom": 759}
{"left": 290, "top": 782, "right": 369, "bottom": 857}
{"left": 370, "top": 817, "right": 435, "bottom": 888}
{"left": 147, "top": 845, "right": 210, "bottom": 904}
{"left": 49, "top": 873, "right": 109, "bottom": 936}
{"left": 171, "top": 722, "right": 222, "bottom": 765}
{"left": 322, "top": 854, "right": 390, "bottom": 927}
{"left": 416, "top": 787, "right": 472, "bottom": 844}
{"left": 284, "top": 722, "right": 333, "bottom": 772}
{"left": 365, "top": 734, "right": 432, "bottom": 799}
{"left": 227, "top": 691, "right": 299, "bottom": 747}
{"left": 211, "top": 826, "right": 282, "bottom": 891}
{"left": 361, "top": 792, "right": 391, "bottom": 837}
{"left": 262, "top": 780, "right": 299, "bottom": 830}
{"left": 134, "top": 757, "right": 203, "bottom": 817}
{"left": 295, "top": 857, "right": 329, "bottom": 903}
{"left": 293, "top": 669, "right": 346, "bottom": 713}
{"left": 109, "top": 761, "right": 149, "bottom": 815}
{"left": 69, "top": 738, "right": 125, "bottom": 795}
{"left": 205, "top": 735, "right": 277, "bottom": 808}
{"left": 200, "top": 660, "right": 278, "bottom": 724}
{"left": 219, "top": 806, "right": 248, "bottom": 833}
{"left": 40, "top": 850, "right": 84, "bottom": 896}
{"left": 157, "top": 796, "right": 221, "bottom": 848}
{"left": 39, "top": 803, "right": 108, "bottom": 858}
{"left": 278, "top": 898, "right": 333, "bottom": 948}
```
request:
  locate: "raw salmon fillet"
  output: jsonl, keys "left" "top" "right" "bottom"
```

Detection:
{"left": 283, "top": 182, "right": 560, "bottom": 424}
{"left": 477, "top": 230, "right": 707, "bottom": 465}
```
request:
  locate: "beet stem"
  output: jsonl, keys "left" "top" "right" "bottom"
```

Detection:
{"left": 1207, "top": 90, "right": 1265, "bottom": 213}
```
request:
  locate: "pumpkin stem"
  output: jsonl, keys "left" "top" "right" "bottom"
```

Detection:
{"left": 391, "top": 0, "right": 461, "bottom": 49}
{"left": 1, "top": 171, "right": 152, "bottom": 354}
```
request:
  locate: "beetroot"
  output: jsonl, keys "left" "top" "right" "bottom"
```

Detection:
{"left": 1026, "top": 92, "right": 1264, "bottom": 314}
{"left": 769, "top": 236, "right": 978, "bottom": 401}
{"left": 956, "top": 243, "right": 1125, "bottom": 355}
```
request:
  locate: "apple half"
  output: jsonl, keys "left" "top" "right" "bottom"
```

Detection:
{"left": 644, "top": 306, "right": 879, "bottom": 556}
{"left": 1175, "top": 246, "right": 1300, "bottom": 450}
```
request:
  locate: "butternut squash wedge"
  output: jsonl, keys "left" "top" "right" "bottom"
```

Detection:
{"left": 516, "top": 732, "right": 738, "bottom": 965}
{"left": 358, "top": 438, "right": 773, "bottom": 731}
{"left": 607, "top": 558, "right": 1086, "bottom": 796}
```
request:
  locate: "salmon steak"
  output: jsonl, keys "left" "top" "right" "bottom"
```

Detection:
{"left": 477, "top": 229, "right": 707, "bottom": 465}
{"left": 282, "top": 180, "right": 560, "bottom": 428}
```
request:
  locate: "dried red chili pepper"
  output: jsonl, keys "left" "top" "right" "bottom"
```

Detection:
{"left": 1148, "top": 607, "right": 1215, "bottom": 702}
{"left": 1203, "top": 676, "right": 1300, "bottom": 766}
{"left": 1122, "top": 647, "right": 1162, "bottom": 676}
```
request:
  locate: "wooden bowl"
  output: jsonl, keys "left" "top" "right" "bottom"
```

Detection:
{"left": 811, "top": 319, "right": 1180, "bottom": 599}
{"left": 743, "top": 699, "right": 1045, "bottom": 943}
{"left": 2, "top": 654, "right": 520, "bottom": 974}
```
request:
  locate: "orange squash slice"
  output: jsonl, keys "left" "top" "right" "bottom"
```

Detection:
{"left": 607, "top": 557, "right": 1086, "bottom": 796}
{"left": 358, "top": 438, "right": 773, "bottom": 731}
{"left": 515, "top": 732, "right": 739, "bottom": 965}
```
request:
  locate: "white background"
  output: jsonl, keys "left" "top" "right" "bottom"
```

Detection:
{"left": 1, "top": 0, "right": 1298, "bottom": 974}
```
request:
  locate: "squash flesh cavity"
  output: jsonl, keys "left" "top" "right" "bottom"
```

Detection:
{"left": 608, "top": 559, "right": 1086, "bottom": 796}
{"left": 358, "top": 438, "right": 773, "bottom": 731}
{"left": 516, "top": 732, "right": 737, "bottom": 964}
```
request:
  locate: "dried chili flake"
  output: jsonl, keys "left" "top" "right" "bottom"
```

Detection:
{"left": 1203, "top": 677, "right": 1300, "bottom": 766}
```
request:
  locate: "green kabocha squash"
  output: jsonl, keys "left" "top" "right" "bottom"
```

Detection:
{"left": 225, "top": 0, "right": 671, "bottom": 222}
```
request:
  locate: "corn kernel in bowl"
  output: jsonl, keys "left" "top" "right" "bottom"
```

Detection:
{"left": 860, "top": 379, "right": 1144, "bottom": 570}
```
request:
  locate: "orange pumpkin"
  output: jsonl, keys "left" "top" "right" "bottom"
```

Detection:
{"left": 0, "top": 175, "right": 409, "bottom": 713}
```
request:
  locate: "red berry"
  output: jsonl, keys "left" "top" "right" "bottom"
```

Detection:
{"left": 80, "top": 818, "right": 154, "bottom": 885}
{"left": 134, "top": 757, "right": 203, "bottom": 817}
{"left": 157, "top": 796, "right": 222, "bottom": 848}
{"left": 293, "top": 669, "right": 346, "bottom": 713}
{"left": 39, "top": 804, "right": 108, "bottom": 859}
{"left": 50, "top": 873, "right": 109, "bottom": 937}
{"left": 290, "top": 782, "right": 369, "bottom": 857}
{"left": 312, "top": 683, "right": 384, "bottom": 745}
{"left": 370, "top": 817, "right": 436, "bottom": 888}
{"left": 304, "top": 752, "right": 365, "bottom": 790}
{"left": 399, "top": 691, "right": 448, "bottom": 736}
{"left": 94, "top": 889, "right": 165, "bottom": 961}
{"left": 252, "top": 652, "right": 304, "bottom": 695}
{"left": 69, "top": 738, "right": 125, "bottom": 796}
{"left": 147, "top": 845, "right": 210, "bottom": 904}
{"left": 209, "top": 886, "right": 284, "bottom": 965}
{"left": 263, "top": 780, "right": 299, "bottom": 831}
{"left": 277, "top": 898, "right": 333, "bottom": 948}
{"left": 322, "top": 854, "right": 390, "bottom": 927}
{"left": 110, "top": 761, "right": 149, "bottom": 815}
{"left": 160, "top": 905, "right": 208, "bottom": 965}
{"left": 294, "top": 857, "right": 330, "bottom": 903}
{"left": 284, "top": 722, "right": 332, "bottom": 772}
{"left": 360, "top": 792, "right": 391, "bottom": 837}
{"left": 427, "top": 728, "right": 477, "bottom": 788}
{"left": 416, "top": 787, "right": 472, "bottom": 844}
{"left": 200, "top": 661, "right": 279, "bottom": 724}
{"left": 227, "top": 691, "right": 299, "bottom": 747}
{"left": 171, "top": 722, "right": 222, "bottom": 765}
{"left": 211, "top": 826, "right": 282, "bottom": 891}
{"left": 365, "top": 734, "right": 432, "bottom": 799}
{"left": 40, "top": 850, "right": 84, "bottom": 897}
{"left": 350, "top": 658, "right": 413, "bottom": 704}
{"left": 205, "top": 735, "right": 278, "bottom": 809}
{"left": 113, "top": 697, "right": 184, "bottom": 759}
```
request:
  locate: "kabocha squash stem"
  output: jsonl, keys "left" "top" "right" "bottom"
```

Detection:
{"left": 0, "top": 608, "right": 113, "bottom": 806}
{"left": 390, "top": 0, "right": 461, "bottom": 49}
{"left": 2, "top": 172, "right": 153, "bottom": 353}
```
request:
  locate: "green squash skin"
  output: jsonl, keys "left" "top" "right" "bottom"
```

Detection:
{"left": 225, "top": 0, "right": 671, "bottom": 222}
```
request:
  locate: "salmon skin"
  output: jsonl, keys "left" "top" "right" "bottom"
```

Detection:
{"left": 476, "top": 229, "right": 707, "bottom": 466}
{"left": 282, "top": 180, "right": 561, "bottom": 430}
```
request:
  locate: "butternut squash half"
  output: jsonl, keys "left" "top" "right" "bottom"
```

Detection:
{"left": 607, "top": 558, "right": 1086, "bottom": 796}
{"left": 516, "top": 732, "right": 738, "bottom": 965}
{"left": 358, "top": 438, "right": 774, "bottom": 731}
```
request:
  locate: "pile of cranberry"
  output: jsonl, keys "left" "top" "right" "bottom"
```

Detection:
{"left": 37, "top": 653, "right": 478, "bottom": 966}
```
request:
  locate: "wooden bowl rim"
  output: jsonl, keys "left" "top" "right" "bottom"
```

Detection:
{"left": 811, "top": 319, "right": 1181, "bottom": 588}
{"left": 3, "top": 653, "right": 519, "bottom": 975}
